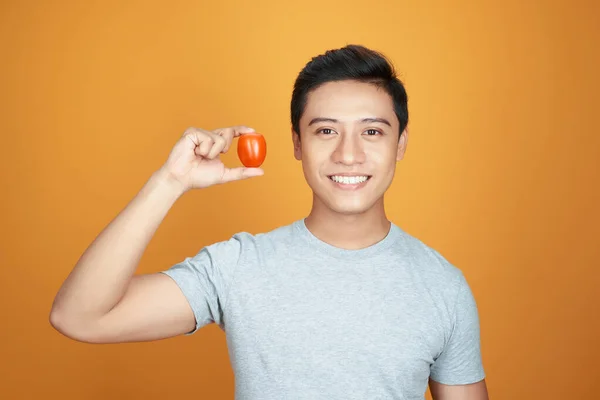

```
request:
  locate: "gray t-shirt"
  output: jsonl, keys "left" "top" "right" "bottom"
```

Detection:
{"left": 162, "top": 219, "right": 485, "bottom": 399}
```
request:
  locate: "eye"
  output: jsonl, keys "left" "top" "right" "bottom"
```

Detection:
{"left": 365, "top": 129, "right": 382, "bottom": 136}
{"left": 318, "top": 128, "right": 335, "bottom": 135}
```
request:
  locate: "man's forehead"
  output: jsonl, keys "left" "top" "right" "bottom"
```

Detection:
{"left": 302, "top": 82, "right": 396, "bottom": 124}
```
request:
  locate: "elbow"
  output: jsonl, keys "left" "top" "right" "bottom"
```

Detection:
{"left": 49, "top": 305, "right": 100, "bottom": 344}
{"left": 49, "top": 305, "right": 69, "bottom": 335}
{"left": 49, "top": 305, "right": 80, "bottom": 340}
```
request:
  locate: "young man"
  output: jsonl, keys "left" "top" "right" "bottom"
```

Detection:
{"left": 50, "top": 45, "right": 488, "bottom": 399}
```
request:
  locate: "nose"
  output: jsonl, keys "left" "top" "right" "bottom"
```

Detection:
{"left": 331, "top": 133, "right": 366, "bottom": 165}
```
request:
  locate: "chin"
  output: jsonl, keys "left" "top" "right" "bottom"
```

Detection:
{"left": 320, "top": 196, "right": 380, "bottom": 216}
{"left": 307, "top": 176, "right": 389, "bottom": 216}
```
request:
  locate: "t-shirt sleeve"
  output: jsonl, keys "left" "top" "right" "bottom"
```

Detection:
{"left": 160, "top": 235, "right": 245, "bottom": 335}
{"left": 430, "top": 272, "right": 486, "bottom": 385}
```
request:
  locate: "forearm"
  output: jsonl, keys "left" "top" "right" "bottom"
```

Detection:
{"left": 51, "top": 168, "right": 185, "bottom": 321}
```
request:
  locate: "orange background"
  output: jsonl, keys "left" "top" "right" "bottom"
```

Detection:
{"left": 1, "top": 0, "right": 598, "bottom": 399}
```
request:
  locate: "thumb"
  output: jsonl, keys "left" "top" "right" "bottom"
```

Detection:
{"left": 221, "top": 167, "right": 264, "bottom": 183}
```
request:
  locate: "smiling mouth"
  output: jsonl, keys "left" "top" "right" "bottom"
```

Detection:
{"left": 327, "top": 175, "right": 372, "bottom": 185}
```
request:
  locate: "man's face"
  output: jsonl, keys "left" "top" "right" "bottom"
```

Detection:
{"left": 293, "top": 80, "right": 408, "bottom": 215}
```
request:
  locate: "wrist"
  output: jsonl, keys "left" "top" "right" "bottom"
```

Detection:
{"left": 150, "top": 168, "right": 187, "bottom": 199}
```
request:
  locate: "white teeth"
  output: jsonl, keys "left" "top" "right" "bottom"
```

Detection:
{"left": 330, "top": 175, "right": 369, "bottom": 184}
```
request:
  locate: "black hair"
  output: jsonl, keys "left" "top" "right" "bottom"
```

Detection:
{"left": 291, "top": 44, "right": 408, "bottom": 139}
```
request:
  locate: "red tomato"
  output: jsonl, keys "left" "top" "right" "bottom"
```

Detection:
{"left": 237, "top": 133, "right": 267, "bottom": 168}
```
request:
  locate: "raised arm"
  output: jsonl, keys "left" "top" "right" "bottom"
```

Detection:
{"left": 49, "top": 126, "right": 264, "bottom": 343}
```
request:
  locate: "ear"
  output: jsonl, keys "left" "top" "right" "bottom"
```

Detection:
{"left": 396, "top": 127, "right": 409, "bottom": 161}
{"left": 292, "top": 129, "right": 302, "bottom": 160}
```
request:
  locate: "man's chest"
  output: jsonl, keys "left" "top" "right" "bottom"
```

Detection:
{"left": 224, "top": 259, "right": 447, "bottom": 385}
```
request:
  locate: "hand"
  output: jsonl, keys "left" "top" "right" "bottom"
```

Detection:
{"left": 159, "top": 126, "right": 264, "bottom": 193}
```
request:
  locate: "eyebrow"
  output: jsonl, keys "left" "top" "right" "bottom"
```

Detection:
{"left": 307, "top": 117, "right": 392, "bottom": 127}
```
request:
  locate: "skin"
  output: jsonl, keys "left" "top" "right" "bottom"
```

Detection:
{"left": 49, "top": 79, "right": 487, "bottom": 399}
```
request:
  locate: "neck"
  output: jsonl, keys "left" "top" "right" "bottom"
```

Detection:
{"left": 304, "top": 196, "right": 391, "bottom": 250}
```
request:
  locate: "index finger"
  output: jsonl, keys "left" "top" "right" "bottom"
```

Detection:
{"left": 213, "top": 125, "right": 256, "bottom": 153}
{"left": 213, "top": 125, "right": 256, "bottom": 138}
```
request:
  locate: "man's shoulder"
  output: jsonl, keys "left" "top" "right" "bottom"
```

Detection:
{"left": 205, "top": 219, "right": 300, "bottom": 254}
{"left": 392, "top": 223, "right": 465, "bottom": 283}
